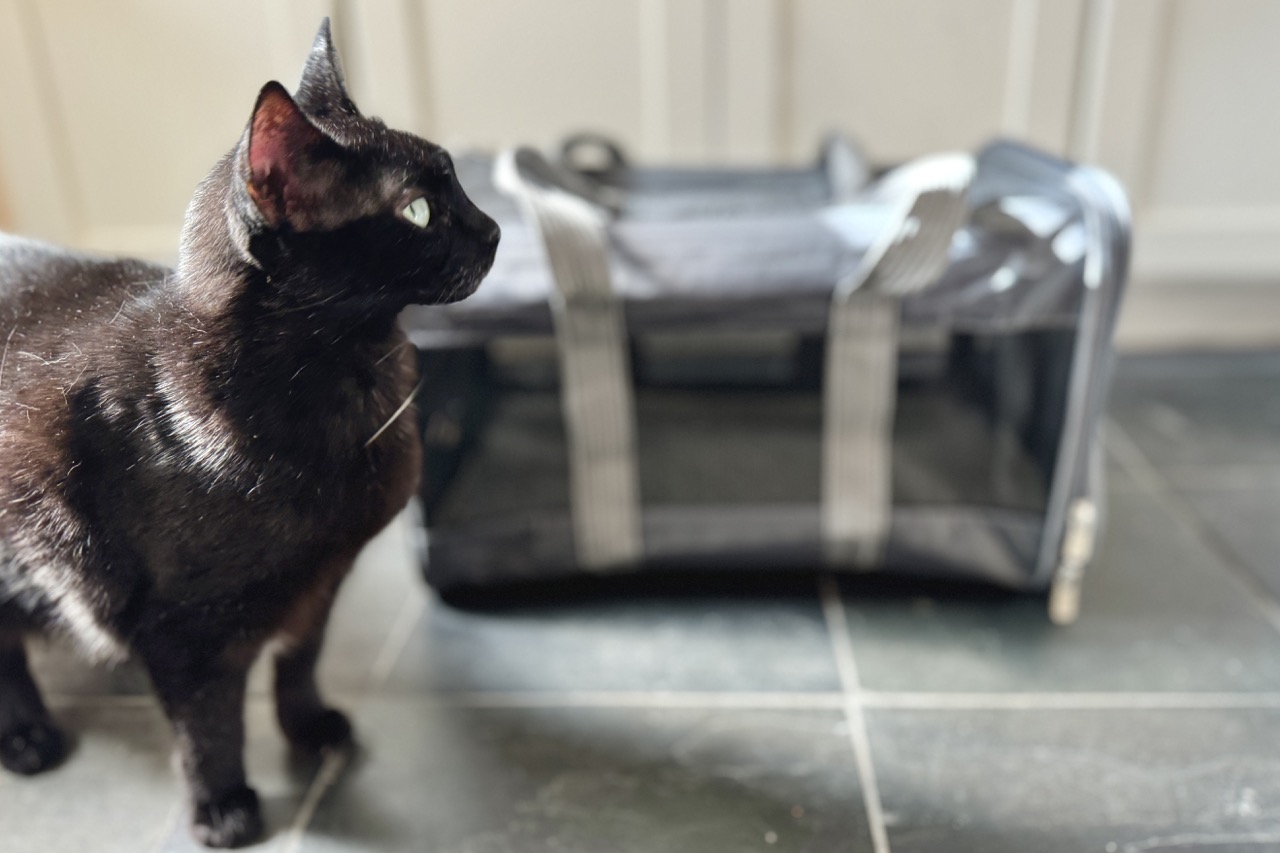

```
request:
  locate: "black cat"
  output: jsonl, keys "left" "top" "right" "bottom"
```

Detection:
{"left": 0, "top": 20, "right": 497, "bottom": 847}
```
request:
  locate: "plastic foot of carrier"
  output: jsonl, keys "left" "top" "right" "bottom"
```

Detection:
{"left": 1047, "top": 498, "right": 1098, "bottom": 626}
{"left": 1048, "top": 572, "right": 1083, "bottom": 626}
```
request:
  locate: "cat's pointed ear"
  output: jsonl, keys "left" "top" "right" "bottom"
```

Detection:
{"left": 296, "top": 17, "right": 357, "bottom": 117}
{"left": 245, "top": 82, "right": 333, "bottom": 229}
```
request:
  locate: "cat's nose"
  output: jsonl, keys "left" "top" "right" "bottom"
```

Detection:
{"left": 482, "top": 218, "right": 500, "bottom": 250}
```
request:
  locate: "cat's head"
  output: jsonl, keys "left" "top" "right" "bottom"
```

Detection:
{"left": 222, "top": 19, "right": 499, "bottom": 313}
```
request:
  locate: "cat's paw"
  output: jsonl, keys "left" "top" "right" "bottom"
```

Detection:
{"left": 192, "top": 785, "right": 263, "bottom": 849}
{"left": 281, "top": 706, "right": 353, "bottom": 754}
{"left": 0, "top": 719, "right": 67, "bottom": 775}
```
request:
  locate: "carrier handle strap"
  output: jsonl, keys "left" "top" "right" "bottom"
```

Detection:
{"left": 560, "top": 133, "right": 630, "bottom": 179}
{"left": 494, "top": 148, "right": 643, "bottom": 570}
{"left": 819, "top": 132, "right": 872, "bottom": 203}
{"left": 823, "top": 155, "right": 974, "bottom": 567}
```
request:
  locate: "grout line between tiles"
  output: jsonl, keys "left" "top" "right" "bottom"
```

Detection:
{"left": 366, "top": 588, "right": 429, "bottom": 691}
{"left": 47, "top": 693, "right": 158, "bottom": 707}
{"left": 48, "top": 689, "right": 1280, "bottom": 713}
{"left": 278, "top": 542, "right": 431, "bottom": 850}
{"left": 147, "top": 800, "right": 182, "bottom": 853}
{"left": 1160, "top": 464, "right": 1280, "bottom": 491}
{"left": 1107, "top": 418, "right": 1280, "bottom": 634}
{"left": 860, "top": 692, "right": 1280, "bottom": 710}
{"left": 278, "top": 749, "right": 349, "bottom": 853}
{"left": 1116, "top": 831, "right": 1280, "bottom": 851}
{"left": 819, "top": 575, "right": 891, "bottom": 853}
{"left": 374, "top": 691, "right": 848, "bottom": 710}
{"left": 270, "top": 516, "right": 431, "bottom": 851}
{"left": 1104, "top": 419, "right": 1180, "bottom": 497}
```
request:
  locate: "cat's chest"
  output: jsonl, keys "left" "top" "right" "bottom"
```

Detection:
{"left": 201, "top": 374, "right": 413, "bottom": 483}
{"left": 126, "top": 345, "right": 422, "bottom": 550}
{"left": 128, "top": 398, "right": 419, "bottom": 588}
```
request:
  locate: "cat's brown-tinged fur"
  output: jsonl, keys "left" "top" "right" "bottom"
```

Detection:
{"left": 0, "top": 20, "right": 497, "bottom": 848}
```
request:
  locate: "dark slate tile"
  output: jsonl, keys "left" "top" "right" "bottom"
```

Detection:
{"left": 295, "top": 700, "right": 870, "bottom": 853}
{"left": 384, "top": 577, "right": 839, "bottom": 693}
{"left": 1102, "top": 445, "right": 1141, "bottom": 492}
{"left": 26, "top": 642, "right": 152, "bottom": 697}
{"left": 0, "top": 697, "right": 321, "bottom": 853}
{"left": 840, "top": 486, "right": 1280, "bottom": 692}
{"left": 315, "top": 513, "right": 424, "bottom": 693}
{"left": 1181, "top": 486, "right": 1280, "bottom": 601}
{"left": 0, "top": 701, "right": 176, "bottom": 853}
{"left": 1109, "top": 352, "right": 1280, "bottom": 468}
{"left": 869, "top": 707, "right": 1280, "bottom": 853}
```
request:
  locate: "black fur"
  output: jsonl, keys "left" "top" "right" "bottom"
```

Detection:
{"left": 0, "top": 20, "right": 497, "bottom": 848}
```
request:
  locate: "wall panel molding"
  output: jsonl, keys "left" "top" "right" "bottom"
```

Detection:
{"left": 1136, "top": 207, "right": 1280, "bottom": 281}
{"left": 1068, "top": 0, "right": 1280, "bottom": 281}
{"left": 639, "top": 0, "right": 711, "bottom": 161}
{"left": 722, "top": 0, "right": 783, "bottom": 163}
{"left": 340, "top": 0, "right": 432, "bottom": 135}
{"left": 1068, "top": 0, "right": 1172, "bottom": 204}
{"left": 640, "top": 0, "right": 783, "bottom": 164}
{"left": 1000, "top": 0, "right": 1039, "bottom": 138}
{"left": 2, "top": 0, "right": 1279, "bottom": 309}
{"left": 1017, "top": 0, "right": 1086, "bottom": 154}
{"left": 1117, "top": 279, "right": 1280, "bottom": 349}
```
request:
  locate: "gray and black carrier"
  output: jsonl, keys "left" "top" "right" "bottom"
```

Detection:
{"left": 402, "top": 136, "right": 1130, "bottom": 624}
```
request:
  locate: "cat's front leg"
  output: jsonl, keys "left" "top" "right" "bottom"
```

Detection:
{"left": 0, "top": 635, "right": 67, "bottom": 775}
{"left": 142, "top": 648, "right": 261, "bottom": 848}
{"left": 274, "top": 565, "right": 354, "bottom": 754}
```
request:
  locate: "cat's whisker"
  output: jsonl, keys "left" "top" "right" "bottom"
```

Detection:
{"left": 374, "top": 340, "right": 411, "bottom": 366}
{"left": 364, "top": 376, "right": 424, "bottom": 448}
{"left": 255, "top": 291, "right": 345, "bottom": 319}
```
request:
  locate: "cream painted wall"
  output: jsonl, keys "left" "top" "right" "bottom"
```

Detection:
{"left": 0, "top": 0, "right": 1277, "bottom": 344}
{"left": 0, "top": 173, "right": 12, "bottom": 232}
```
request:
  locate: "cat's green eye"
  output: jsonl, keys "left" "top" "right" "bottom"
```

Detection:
{"left": 402, "top": 196, "right": 431, "bottom": 228}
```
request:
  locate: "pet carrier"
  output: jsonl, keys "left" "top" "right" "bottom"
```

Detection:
{"left": 400, "top": 135, "right": 1129, "bottom": 624}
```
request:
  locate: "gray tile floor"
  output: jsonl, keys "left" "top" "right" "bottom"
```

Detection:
{"left": 5, "top": 352, "right": 1280, "bottom": 852}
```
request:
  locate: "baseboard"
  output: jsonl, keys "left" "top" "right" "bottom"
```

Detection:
{"left": 1132, "top": 208, "right": 1280, "bottom": 281}
{"left": 1116, "top": 276, "right": 1280, "bottom": 351}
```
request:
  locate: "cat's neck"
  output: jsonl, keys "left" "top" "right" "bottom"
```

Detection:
{"left": 163, "top": 152, "right": 405, "bottom": 414}
{"left": 175, "top": 152, "right": 252, "bottom": 316}
{"left": 173, "top": 152, "right": 398, "bottom": 358}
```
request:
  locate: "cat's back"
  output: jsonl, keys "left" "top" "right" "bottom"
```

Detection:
{"left": 0, "top": 232, "right": 169, "bottom": 420}
{"left": 0, "top": 232, "right": 171, "bottom": 329}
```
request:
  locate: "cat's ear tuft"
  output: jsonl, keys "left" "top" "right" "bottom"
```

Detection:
{"left": 246, "top": 82, "right": 330, "bottom": 229}
{"left": 296, "top": 17, "right": 357, "bottom": 117}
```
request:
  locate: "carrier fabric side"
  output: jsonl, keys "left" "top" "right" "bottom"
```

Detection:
{"left": 402, "top": 139, "right": 1130, "bottom": 623}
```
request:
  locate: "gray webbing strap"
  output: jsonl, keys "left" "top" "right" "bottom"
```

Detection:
{"left": 822, "top": 155, "right": 975, "bottom": 567}
{"left": 821, "top": 133, "right": 872, "bottom": 204}
{"left": 823, "top": 291, "right": 898, "bottom": 565}
{"left": 495, "top": 149, "right": 642, "bottom": 569}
